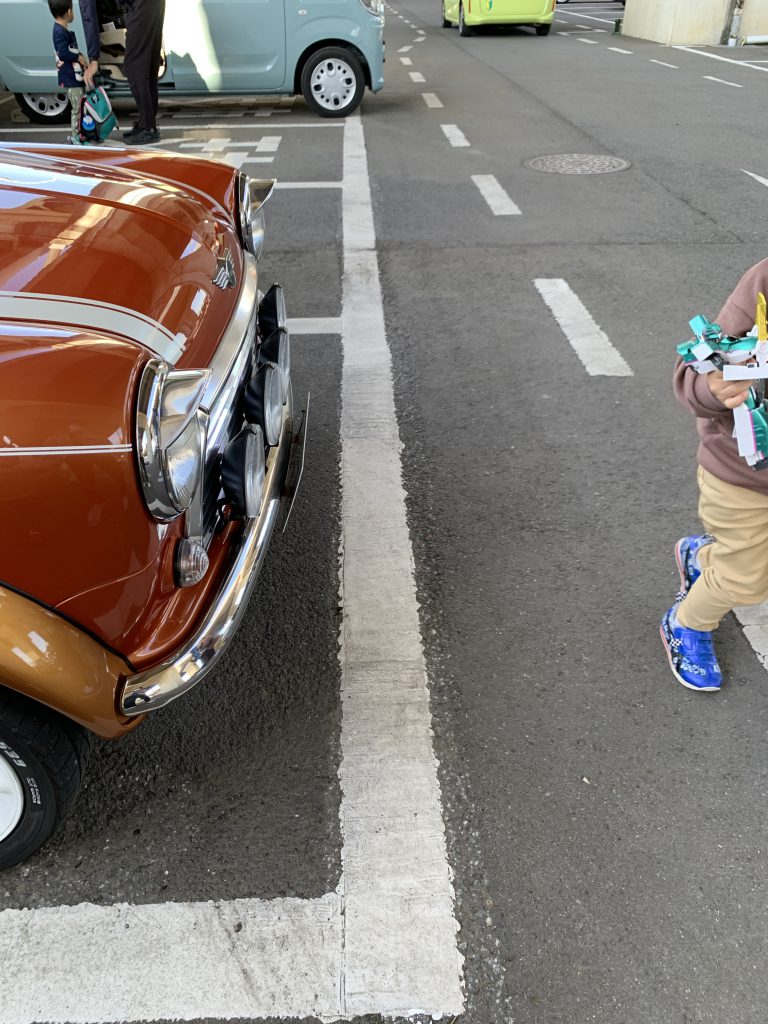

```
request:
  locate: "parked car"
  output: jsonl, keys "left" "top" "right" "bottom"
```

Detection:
{"left": 442, "top": 0, "right": 555, "bottom": 36}
{"left": 0, "top": 142, "right": 306, "bottom": 868}
{"left": 0, "top": 0, "right": 385, "bottom": 124}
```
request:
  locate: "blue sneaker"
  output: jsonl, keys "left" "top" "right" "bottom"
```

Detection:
{"left": 660, "top": 607, "right": 722, "bottom": 691}
{"left": 675, "top": 534, "right": 714, "bottom": 594}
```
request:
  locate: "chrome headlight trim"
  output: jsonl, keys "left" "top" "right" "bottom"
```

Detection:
{"left": 136, "top": 360, "right": 210, "bottom": 521}
{"left": 238, "top": 175, "right": 276, "bottom": 260}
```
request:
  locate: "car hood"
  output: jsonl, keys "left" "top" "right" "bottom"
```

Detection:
{"left": 0, "top": 144, "right": 244, "bottom": 371}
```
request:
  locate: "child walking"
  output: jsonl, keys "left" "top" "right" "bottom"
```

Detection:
{"left": 662, "top": 258, "right": 768, "bottom": 692}
{"left": 49, "top": 0, "right": 87, "bottom": 145}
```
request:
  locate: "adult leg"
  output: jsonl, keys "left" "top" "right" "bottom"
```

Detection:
{"left": 123, "top": 0, "right": 157, "bottom": 133}
{"left": 676, "top": 467, "right": 768, "bottom": 631}
{"left": 149, "top": 0, "right": 165, "bottom": 127}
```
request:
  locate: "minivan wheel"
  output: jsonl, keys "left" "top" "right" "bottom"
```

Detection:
{"left": 301, "top": 47, "right": 365, "bottom": 118}
{"left": 15, "top": 92, "right": 71, "bottom": 125}
{"left": 458, "top": 2, "right": 472, "bottom": 35}
{"left": 441, "top": 1, "right": 451, "bottom": 27}
{"left": 536, "top": 22, "right": 552, "bottom": 34}
{"left": 0, "top": 690, "right": 92, "bottom": 870}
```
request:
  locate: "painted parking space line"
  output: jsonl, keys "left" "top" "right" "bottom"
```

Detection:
{"left": 398, "top": 44, "right": 413, "bottom": 51}
{"left": 703, "top": 75, "right": 743, "bottom": 87}
{"left": 415, "top": 34, "right": 426, "bottom": 40}
{"left": 441, "top": 124, "right": 470, "bottom": 147}
{"left": 401, "top": 57, "right": 413, "bottom": 65}
{"left": 0, "top": 113, "right": 463, "bottom": 1024}
{"left": 742, "top": 169, "right": 768, "bottom": 191}
{"left": 577, "top": 37, "right": 599, "bottom": 44}
{"left": 472, "top": 175, "right": 521, "bottom": 216}
{"left": 534, "top": 279, "right": 633, "bottom": 377}
{"left": 422, "top": 93, "right": 444, "bottom": 108}
{"left": 650, "top": 59, "right": 679, "bottom": 68}
{"left": 557, "top": 10, "right": 615, "bottom": 22}
{"left": 608, "top": 46, "right": 634, "bottom": 54}
{"left": 674, "top": 45, "right": 768, "bottom": 73}
{"left": 409, "top": 71, "right": 426, "bottom": 83}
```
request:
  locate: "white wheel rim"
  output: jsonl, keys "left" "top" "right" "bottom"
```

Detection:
{"left": 309, "top": 58, "right": 357, "bottom": 112}
{"left": 21, "top": 92, "right": 70, "bottom": 118}
{"left": 0, "top": 752, "right": 24, "bottom": 844}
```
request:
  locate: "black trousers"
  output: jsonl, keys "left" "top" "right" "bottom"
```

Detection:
{"left": 123, "top": 0, "right": 166, "bottom": 132}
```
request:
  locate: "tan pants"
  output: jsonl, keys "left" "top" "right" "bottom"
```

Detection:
{"left": 677, "top": 466, "right": 768, "bottom": 631}
{"left": 67, "top": 86, "right": 83, "bottom": 140}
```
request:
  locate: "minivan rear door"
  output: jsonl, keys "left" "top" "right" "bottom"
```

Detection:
{"left": 164, "top": 0, "right": 287, "bottom": 93}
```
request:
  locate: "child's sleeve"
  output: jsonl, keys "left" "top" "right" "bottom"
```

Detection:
{"left": 673, "top": 356, "right": 728, "bottom": 419}
{"left": 53, "top": 26, "right": 79, "bottom": 64}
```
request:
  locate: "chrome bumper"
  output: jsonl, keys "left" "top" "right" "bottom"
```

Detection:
{"left": 120, "top": 396, "right": 296, "bottom": 716}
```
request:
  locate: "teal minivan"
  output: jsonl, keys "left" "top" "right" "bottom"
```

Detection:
{"left": 0, "top": 0, "right": 385, "bottom": 123}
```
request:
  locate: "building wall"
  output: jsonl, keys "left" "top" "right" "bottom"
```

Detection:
{"left": 740, "top": 0, "right": 768, "bottom": 39}
{"left": 622, "top": 0, "right": 730, "bottom": 45}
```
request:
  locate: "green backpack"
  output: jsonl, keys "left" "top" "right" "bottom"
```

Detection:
{"left": 78, "top": 86, "right": 117, "bottom": 144}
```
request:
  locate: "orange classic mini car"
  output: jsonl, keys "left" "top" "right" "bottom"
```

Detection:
{"left": 0, "top": 143, "right": 305, "bottom": 868}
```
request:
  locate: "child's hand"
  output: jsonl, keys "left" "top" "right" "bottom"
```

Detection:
{"left": 707, "top": 369, "right": 752, "bottom": 409}
{"left": 78, "top": 54, "right": 87, "bottom": 67}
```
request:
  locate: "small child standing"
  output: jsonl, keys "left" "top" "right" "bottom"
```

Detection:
{"left": 49, "top": 0, "right": 87, "bottom": 145}
{"left": 662, "top": 258, "right": 768, "bottom": 692}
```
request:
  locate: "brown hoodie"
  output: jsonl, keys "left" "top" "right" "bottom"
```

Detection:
{"left": 674, "top": 257, "right": 768, "bottom": 494}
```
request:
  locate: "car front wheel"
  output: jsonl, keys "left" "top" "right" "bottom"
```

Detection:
{"left": 0, "top": 690, "right": 92, "bottom": 870}
{"left": 458, "top": 3, "right": 472, "bottom": 35}
{"left": 300, "top": 47, "right": 365, "bottom": 118}
{"left": 15, "top": 91, "right": 71, "bottom": 125}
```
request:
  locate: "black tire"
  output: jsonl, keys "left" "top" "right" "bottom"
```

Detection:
{"left": 0, "top": 689, "right": 92, "bottom": 870}
{"left": 300, "top": 47, "right": 365, "bottom": 118}
{"left": 14, "top": 92, "right": 71, "bottom": 125}
{"left": 536, "top": 22, "right": 552, "bottom": 35}
{"left": 458, "top": 3, "right": 472, "bottom": 35}
{"left": 441, "top": 0, "right": 451, "bottom": 26}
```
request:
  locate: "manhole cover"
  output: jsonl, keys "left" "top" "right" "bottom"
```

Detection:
{"left": 525, "top": 154, "right": 631, "bottom": 174}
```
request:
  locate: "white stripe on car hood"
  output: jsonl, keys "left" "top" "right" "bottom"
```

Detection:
{"left": 0, "top": 445, "right": 132, "bottom": 456}
{"left": 0, "top": 291, "right": 186, "bottom": 364}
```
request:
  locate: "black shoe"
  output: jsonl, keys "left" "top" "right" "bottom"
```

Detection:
{"left": 124, "top": 128, "right": 161, "bottom": 146}
{"left": 122, "top": 121, "right": 141, "bottom": 141}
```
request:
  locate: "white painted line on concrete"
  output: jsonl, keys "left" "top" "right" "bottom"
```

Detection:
{"left": 742, "top": 169, "right": 768, "bottom": 191}
{"left": 415, "top": 34, "right": 426, "bottom": 40}
{"left": 274, "top": 180, "right": 342, "bottom": 188}
{"left": 417, "top": 28, "right": 426, "bottom": 33}
{"left": 288, "top": 317, "right": 342, "bottom": 334}
{"left": 608, "top": 46, "right": 634, "bottom": 54}
{"left": 398, "top": 44, "right": 413, "bottom": 51}
{"left": 472, "top": 174, "right": 522, "bottom": 216}
{"left": 0, "top": 114, "right": 463, "bottom": 1024}
{"left": 577, "top": 37, "right": 599, "bottom": 44}
{"left": 674, "top": 45, "right": 768, "bottom": 73}
{"left": 575, "top": 23, "right": 591, "bottom": 28}
{"left": 703, "top": 75, "right": 743, "bottom": 87}
{"left": 401, "top": 56, "right": 413, "bottom": 65}
{"left": 409, "top": 71, "right": 426, "bottom": 82}
{"left": 557, "top": 10, "right": 614, "bottom": 22}
{"left": 534, "top": 278, "right": 633, "bottom": 377}
{"left": 650, "top": 59, "right": 679, "bottom": 68}
{"left": 441, "top": 123, "right": 470, "bottom": 147}
{"left": 422, "top": 92, "right": 444, "bottom": 108}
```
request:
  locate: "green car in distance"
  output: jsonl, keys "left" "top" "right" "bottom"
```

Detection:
{"left": 442, "top": 0, "right": 555, "bottom": 36}
{"left": 0, "top": 0, "right": 385, "bottom": 124}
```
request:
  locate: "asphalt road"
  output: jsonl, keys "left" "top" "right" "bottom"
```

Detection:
{"left": 4, "top": 2, "right": 768, "bottom": 1022}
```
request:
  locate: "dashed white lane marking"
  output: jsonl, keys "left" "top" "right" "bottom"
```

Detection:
{"left": 422, "top": 92, "right": 444, "bottom": 108}
{"left": 674, "top": 45, "right": 768, "bottom": 73}
{"left": 0, "top": 114, "right": 464, "bottom": 1024}
{"left": 577, "top": 37, "right": 599, "bottom": 44}
{"left": 401, "top": 56, "right": 413, "bottom": 65}
{"left": 415, "top": 34, "right": 426, "bottom": 40}
{"left": 650, "top": 59, "right": 679, "bottom": 68}
{"left": 472, "top": 174, "right": 522, "bottom": 216}
{"left": 398, "top": 44, "right": 413, "bottom": 51}
{"left": 288, "top": 317, "right": 342, "bottom": 334}
{"left": 534, "top": 278, "right": 633, "bottom": 377}
{"left": 608, "top": 46, "right": 633, "bottom": 54}
{"left": 742, "top": 169, "right": 768, "bottom": 191}
{"left": 409, "top": 71, "right": 426, "bottom": 82}
{"left": 441, "top": 124, "right": 470, "bottom": 147}
{"left": 703, "top": 75, "right": 743, "bottom": 87}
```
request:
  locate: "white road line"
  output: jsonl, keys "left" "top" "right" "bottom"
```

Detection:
{"left": 415, "top": 34, "right": 426, "bottom": 40}
{"left": 422, "top": 92, "right": 444, "bottom": 108}
{"left": 608, "top": 46, "right": 634, "bottom": 54}
{"left": 398, "top": 44, "right": 413, "bottom": 51}
{"left": 288, "top": 317, "right": 342, "bottom": 334}
{"left": 558, "top": 10, "right": 614, "bottom": 22}
{"left": 733, "top": 602, "right": 768, "bottom": 671}
{"left": 674, "top": 45, "right": 768, "bottom": 73}
{"left": 441, "top": 124, "right": 470, "bottom": 147}
{"left": 472, "top": 175, "right": 521, "bottom": 215}
{"left": 577, "top": 37, "right": 599, "bottom": 44}
{"left": 703, "top": 75, "right": 743, "bottom": 87}
{"left": 742, "top": 169, "right": 768, "bottom": 190}
{"left": 650, "top": 58, "right": 679, "bottom": 68}
{"left": 575, "top": 23, "right": 591, "bottom": 28}
{"left": 534, "top": 278, "right": 633, "bottom": 377}
{"left": 409, "top": 71, "right": 426, "bottom": 82}
{"left": 0, "top": 115, "right": 463, "bottom": 1024}
{"left": 400, "top": 56, "right": 413, "bottom": 65}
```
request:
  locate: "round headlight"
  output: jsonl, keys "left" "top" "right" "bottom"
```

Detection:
{"left": 260, "top": 327, "right": 290, "bottom": 403}
{"left": 221, "top": 424, "right": 266, "bottom": 518}
{"left": 243, "top": 363, "right": 283, "bottom": 446}
{"left": 163, "top": 415, "right": 204, "bottom": 512}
